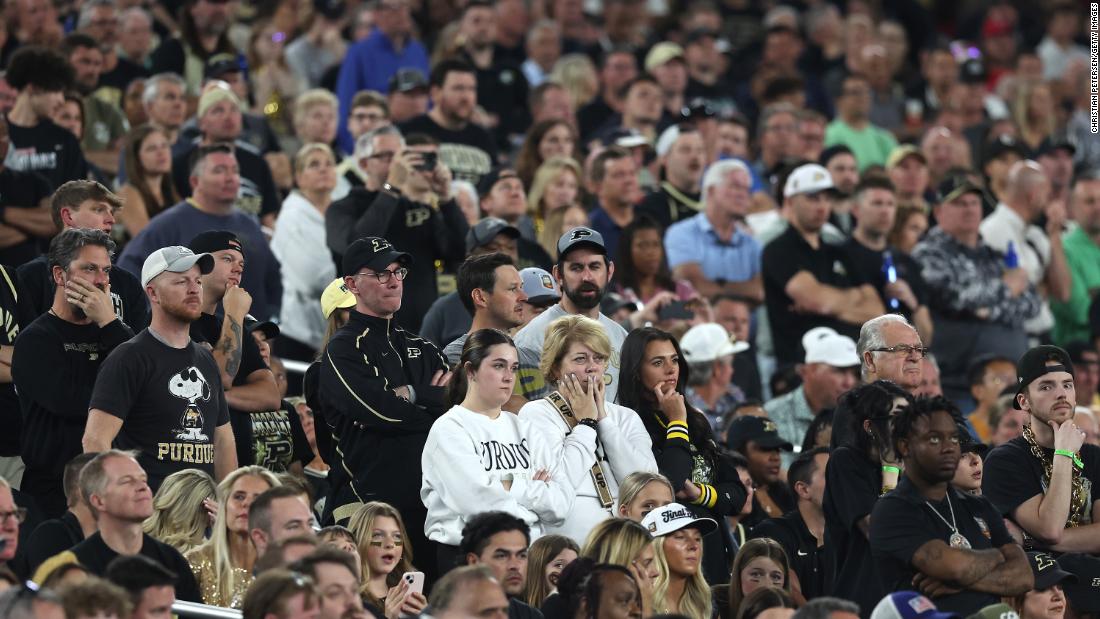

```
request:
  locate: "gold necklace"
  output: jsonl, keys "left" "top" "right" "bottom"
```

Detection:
{"left": 1022, "top": 423, "right": 1089, "bottom": 529}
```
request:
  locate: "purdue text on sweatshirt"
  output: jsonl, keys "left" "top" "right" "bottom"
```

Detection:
{"left": 421, "top": 405, "right": 572, "bottom": 545}
{"left": 520, "top": 398, "right": 657, "bottom": 544}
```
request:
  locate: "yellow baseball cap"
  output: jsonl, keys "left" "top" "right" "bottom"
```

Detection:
{"left": 321, "top": 278, "right": 356, "bottom": 319}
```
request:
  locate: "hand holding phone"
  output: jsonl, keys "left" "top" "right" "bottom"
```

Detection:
{"left": 401, "top": 571, "right": 425, "bottom": 596}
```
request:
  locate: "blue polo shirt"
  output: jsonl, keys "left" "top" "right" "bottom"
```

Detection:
{"left": 665, "top": 212, "right": 762, "bottom": 283}
{"left": 335, "top": 29, "right": 430, "bottom": 152}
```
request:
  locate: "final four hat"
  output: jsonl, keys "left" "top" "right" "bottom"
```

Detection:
{"left": 557, "top": 227, "right": 606, "bottom": 258}
{"left": 141, "top": 246, "right": 214, "bottom": 287}
{"left": 641, "top": 502, "right": 718, "bottom": 537}
{"left": 342, "top": 237, "right": 412, "bottom": 277}
{"left": 519, "top": 267, "right": 560, "bottom": 305}
{"left": 783, "top": 163, "right": 836, "bottom": 199}
{"left": 1012, "top": 345, "right": 1075, "bottom": 409}
{"left": 872, "top": 592, "right": 960, "bottom": 619}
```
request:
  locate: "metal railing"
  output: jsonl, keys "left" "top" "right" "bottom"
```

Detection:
{"left": 172, "top": 600, "right": 242, "bottom": 619}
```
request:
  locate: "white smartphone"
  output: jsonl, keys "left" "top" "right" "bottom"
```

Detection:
{"left": 402, "top": 571, "right": 425, "bottom": 596}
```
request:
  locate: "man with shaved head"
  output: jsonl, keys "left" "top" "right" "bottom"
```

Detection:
{"left": 980, "top": 160, "right": 1072, "bottom": 342}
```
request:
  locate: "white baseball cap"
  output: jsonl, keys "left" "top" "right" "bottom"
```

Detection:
{"left": 141, "top": 246, "right": 214, "bottom": 287}
{"left": 641, "top": 502, "right": 718, "bottom": 538}
{"left": 680, "top": 323, "right": 750, "bottom": 363}
{"left": 803, "top": 327, "right": 860, "bottom": 367}
{"left": 783, "top": 163, "right": 837, "bottom": 199}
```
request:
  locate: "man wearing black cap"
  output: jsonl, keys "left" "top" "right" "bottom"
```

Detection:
{"left": 345, "top": 133, "right": 468, "bottom": 332}
{"left": 85, "top": 245, "right": 237, "bottom": 492}
{"left": 981, "top": 135, "right": 1027, "bottom": 205}
{"left": 870, "top": 396, "right": 1032, "bottom": 615}
{"left": 420, "top": 217, "right": 522, "bottom": 348}
{"left": 1037, "top": 135, "right": 1076, "bottom": 205}
{"left": 187, "top": 231, "right": 281, "bottom": 470}
{"left": 387, "top": 69, "right": 429, "bottom": 125}
{"left": 318, "top": 236, "right": 450, "bottom": 573}
{"left": 983, "top": 345, "right": 1100, "bottom": 553}
{"left": 514, "top": 227, "right": 629, "bottom": 401}
{"left": 913, "top": 176, "right": 1040, "bottom": 400}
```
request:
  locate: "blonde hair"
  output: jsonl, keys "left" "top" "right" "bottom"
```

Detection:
{"left": 550, "top": 54, "right": 599, "bottom": 108}
{"left": 652, "top": 529, "right": 712, "bottom": 618}
{"left": 524, "top": 534, "right": 580, "bottom": 608}
{"left": 528, "top": 156, "right": 582, "bottom": 219}
{"left": 346, "top": 501, "right": 417, "bottom": 606}
{"left": 539, "top": 204, "right": 588, "bottom": 259}
{"left": 189, "top": 467, "right": 281, "bottom": 606}
{"left": 142, "top": 469, "right": 217, "bottom": 554}
{"left": 293, "top": 142, "right": 335, "bottom": 174}
{"left": 617, "top": 472, "right": 674, "bottom": 516}
{"left": 1012, "top": 81, "right": 1055, "bottom": 142}
{"left": 581, "top": 518, "right": 654, "bottom": 567}
{"left": 539, "top": 315, "right": 612, "bottom": 382}
{"left": 294, "top": 88, "right": 338, "bottom": 122}
{"left": 728, "top": 538, "right": 791, "bottom": 617}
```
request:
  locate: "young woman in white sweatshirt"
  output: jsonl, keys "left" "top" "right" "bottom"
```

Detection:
{"left": 421, "top": 328, "right": 571, "bottom": 569}
{"left": 518, "top": 315, "right": 658, "bottom": 545}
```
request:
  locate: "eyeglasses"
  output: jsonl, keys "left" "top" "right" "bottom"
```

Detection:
{"left": 870, "top": 345, "right": 929, "bottom": 359}
{"left": 0, "top": 508, "right": 27, "bottom": 524}
{"left": 356, "top": 267, "right": 408, "bottom": 283}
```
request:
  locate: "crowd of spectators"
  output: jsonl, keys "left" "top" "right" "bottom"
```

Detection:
{"left": 0, "top": 0, "right": 1096, "bottom": 619}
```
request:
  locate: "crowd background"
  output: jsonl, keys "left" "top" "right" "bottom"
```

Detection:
{"left": 0, "top": 0, "right": 1095, "bottom": 618}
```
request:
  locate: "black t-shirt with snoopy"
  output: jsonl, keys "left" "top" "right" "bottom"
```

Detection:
{"left": 89, "top": 329, "right": 229, "bottom": 491}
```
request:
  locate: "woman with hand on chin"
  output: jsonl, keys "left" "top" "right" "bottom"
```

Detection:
{"left": 618, "top": 327, "right": 748, "bottom": 585}
{"left": 643, "top": 502, "right": 717, "bottom": 617}
{"left": 520, "top": 315, "right": 657, "bottom": 544}
{"left": 421, "top": 329, "right": 572, "bottom": 574}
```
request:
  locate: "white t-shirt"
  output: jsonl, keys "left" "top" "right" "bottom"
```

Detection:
{"left": 421, "top": 405, "right": 572, "bottom": 545}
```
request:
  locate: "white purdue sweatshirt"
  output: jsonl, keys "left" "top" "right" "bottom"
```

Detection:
{"left": 519, "top": 398, "right": 658, "bottom": 545}
{"left": 421, "top": 405, "right": 573, "bottom": 545}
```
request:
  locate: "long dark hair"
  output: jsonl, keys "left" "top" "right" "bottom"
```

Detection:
{"left": 447, "top": 328, "right": 516, "bottom": 406}
{"left": 124, "top": 125, "right": 180, "bottom": 221}
{"left": 617, "top": 327, "right": 718, "bottom": 464}
{"left": 613, "top": 215, "right": 675, "bottom": 295}
{"left": 838, "top": 380, "right": 912, "bottom": 458}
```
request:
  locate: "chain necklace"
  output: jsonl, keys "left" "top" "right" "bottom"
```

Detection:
{"left": 924, "top": 491, "right": 971, "bottom": 549}
{"left": 1022, "top": 423, "right": 1090, "bottom": 528}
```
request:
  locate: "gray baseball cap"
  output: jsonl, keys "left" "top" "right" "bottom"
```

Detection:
{"left": 141, "top": 246, "right": 214, "bottom": 286}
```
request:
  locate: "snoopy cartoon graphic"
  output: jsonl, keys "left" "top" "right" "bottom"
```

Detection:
{"left": 169, "top": 367, "right": 211, "bottom": 441}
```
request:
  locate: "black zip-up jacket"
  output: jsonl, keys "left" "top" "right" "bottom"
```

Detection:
{"left": 318, "top": 310, "right": 449, "bottom": 526}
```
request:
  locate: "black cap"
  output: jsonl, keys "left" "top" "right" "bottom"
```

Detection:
{"left": 680, "top": 98, "right": 716, "bottom": 121}
{"left": 388, "top": 68, "right": 428, "bottom": 94}
{"left": 243, "top": 314, "right": 280, "bottom": 340}
{"left": 1036, "top": 133, "right": 1076, "bottom": 158}
{"left": 204, "top": 53, "right": 242, "bottom": 81}
{"left": 476, "top": 167, "right": 520, "bottom": 197}
{"left": 557, "top": 227, "right": 607, "bottom": 259}
{"left": 936, "top": 175, "right": 984, "bottom": 204}
{"left": 313, "top": 0, "right": 346, "bottom": 20}
{"left": 188, "top": 230, "right": 245, "bottom": 258}
{"left": 959, "top": 58, "right": 986, "bottom": 85}
{"left": 726, "top": 416, "right": 794, "bottom": 452}
{"left": 957, "top": 426, "right": 990, "bottom": 458}
{"left": 342, "top": 237, "right": 412, "bottom": 277}
{"left": 982, "top": 134, "right": 1028, "bottom": 167}
{"left": 601, "top": 291, "right": 637, "bottom": 315}
{"left": 1013, "top": 345, "right": 1076, "bottom": 409}
{"left": 466, "top": 217, "right": 520, "bottom": 253}
{"left": 684, "top": 28, "right": 718, "bottom": 46}
{"left": 1027, "top": 552, "right": 1078, "bottom": 590}
{"left": 1057, "top": 553, "right": 1100, "bottom": 613}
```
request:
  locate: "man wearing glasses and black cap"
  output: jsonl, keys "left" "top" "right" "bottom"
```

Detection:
{"left": 983, "top": 345, "right": 1100, "bottom": 553}
{"left": 318, "top": 236, "right": 450, "bottom": 570}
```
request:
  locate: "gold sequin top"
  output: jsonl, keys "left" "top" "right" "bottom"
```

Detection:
{"left": 185, "top": 543, "right": 252, "bottom": 609}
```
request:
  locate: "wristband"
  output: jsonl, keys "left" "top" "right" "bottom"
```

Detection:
{"left": 1054, "top": 449, "right": 1084, "bottom": 469}
{"left": 882, "top": 465, "right": 900, "bottom": 474}
{"left": 577, "top": 418, "right": 598, "bottom": 430}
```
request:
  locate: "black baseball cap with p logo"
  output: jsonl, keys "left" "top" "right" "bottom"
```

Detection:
{"left": 342, "top": 237, "right": 412, "bottom": 277}
{"left": 1013, "top": 345, "right": 1076, "bottom": 409}
{"left": 557, "top": 226, "right": 607, "bottom": 259}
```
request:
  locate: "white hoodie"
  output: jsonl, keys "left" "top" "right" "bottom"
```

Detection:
{"left": 519, "top": 398, "right": 658, "bottom": 544}
{"left": 421, "top": 405, "right": 573, "bottom": 545}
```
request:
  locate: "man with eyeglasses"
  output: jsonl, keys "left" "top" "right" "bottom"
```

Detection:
{"left": 327, "top": 125, "right": 403, "bottom": 270}
{"left": 913, "top": 175, "right": 1040, "bottom": 400}
{"left": 0, "top": 476, "right": 22, "bottom": 570}
{"left": 870, "top": 396, "right": 1032, "bottom": 615}
{"left": 331, "top": 92, "right": 391, "bottom": 199}
{"left": 319, "top": 236, "right": 450, "bottom": 579}
{"left": 12, "top": 229, "right": 134, "bottom": 518}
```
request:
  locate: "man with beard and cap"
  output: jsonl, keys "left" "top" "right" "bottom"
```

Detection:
{"left": 513, "top": 227, "right": 628, "bottom": 401}
{"left": 12, "top": 229, "right": 132, "bottom": 517}
{"left": 186, "top": 230, "right": 281, "bottom": 470}
{"left": 983, "top": 345, "right": 1100, "bottom": 554}
{"left": 871, "top": 396, "right": 1033, "bottom": 616}
{"left": 61, "top": 33, "right": 128, "bottom": 176}
{"left": 762, "top": 163, "right": 884, "bottom": 367}
{"left": 318, "top": 236, "right": 450, "bottom": 581}
{"left": 84, "top": 245, "right": 237, "bottom": 492}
